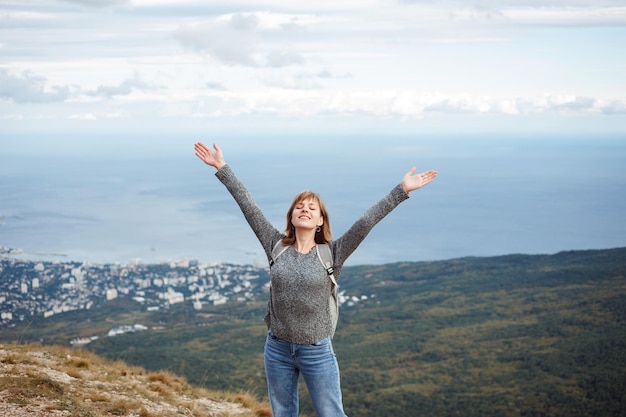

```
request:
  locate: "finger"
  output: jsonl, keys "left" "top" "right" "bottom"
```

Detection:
{"left": 194, "top": 144, "right": 206, "bottom": 155}
{"left": 194, "top": 145, "right": 211, "bottom": 160}
{"left": 195, "top": 142, "right": 209, "bottom": 153}
{"left": 421, "top": 170, "right": 437, "bottom": 184}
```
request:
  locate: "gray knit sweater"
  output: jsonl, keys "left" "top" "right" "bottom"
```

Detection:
{"left": 215, "top": 164, "right": 409, "bottom": 344}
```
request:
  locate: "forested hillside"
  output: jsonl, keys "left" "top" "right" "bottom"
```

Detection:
{"left": 3, "top": 248, "right": 625, "bottom": 417}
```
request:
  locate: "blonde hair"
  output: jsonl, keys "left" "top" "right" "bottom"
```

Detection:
{"left": 282, "top": 191, "right": 332, "bottom": 246}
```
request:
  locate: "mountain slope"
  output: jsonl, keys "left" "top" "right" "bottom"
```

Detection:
{"left": 0, "top": 343, "right": 270, "bottom": 417}
{"left": 2, "top": 247, "right": 625, "bottom": 417}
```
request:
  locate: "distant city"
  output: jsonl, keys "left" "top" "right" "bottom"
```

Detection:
{"left": 0, "top": 246, "right": 370, "bottom": 340}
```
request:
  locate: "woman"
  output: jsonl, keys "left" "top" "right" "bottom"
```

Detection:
{"left": 194, "top": 141, "right": 437, "bottom": 417}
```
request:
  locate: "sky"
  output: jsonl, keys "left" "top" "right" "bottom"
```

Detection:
{"left": 1, "top": 0, "right": 626, "bottom": 151}
{"left": 1, "top": 1, "right": 625, "bottom": 266}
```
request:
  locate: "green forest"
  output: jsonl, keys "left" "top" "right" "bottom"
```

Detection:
{"left": 4, "top": 247, "right": 626, "bottom": 417}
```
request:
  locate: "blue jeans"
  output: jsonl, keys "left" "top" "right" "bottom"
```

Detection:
{"left": 264, "top": 330, "right": 348, "bottom": 417}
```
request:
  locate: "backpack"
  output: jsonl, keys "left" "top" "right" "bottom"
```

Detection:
{"left": 269, "top": 241, "right": 340, "bottom": 337}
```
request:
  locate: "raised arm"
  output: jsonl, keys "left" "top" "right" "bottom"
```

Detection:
{"left": 194, "top": 142, "right": 282, "bottom": 257}
{"left": 195, "top": 142, "right": 226, "bottom": 170}
{"left": 402, "top": 168, "right": 438, "bottom": 194}
{"left": 330, "top": 166, "right": 438, "bottom": 276}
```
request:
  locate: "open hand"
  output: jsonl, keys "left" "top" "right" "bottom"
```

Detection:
{"left": 194, "top": 142, "right": 226, "bottom": 170}
{"left": 402, "top": 168, "right": 438, "bottom": 194}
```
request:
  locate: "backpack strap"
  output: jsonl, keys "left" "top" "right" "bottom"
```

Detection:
{"left": 316, "top": 243, "right": 339, "bottom": 320}
{"left": 315, "top": 243, "right": 336, "bottom": 285}
{"left": 269, "top": 241, "right": 289, "bottom": 267}
{"left": 317, "top": 243, "right": 340, "bottom": 335}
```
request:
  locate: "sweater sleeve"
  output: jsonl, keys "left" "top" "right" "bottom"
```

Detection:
{"left": 331, "top": 184, "right": 409, "bottom": 277}
{"left": 214, "top": 165, "right": 282, "bottom": 259}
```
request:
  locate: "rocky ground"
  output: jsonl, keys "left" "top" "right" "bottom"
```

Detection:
{"left": 0, "top": 343, "right": 271, "bottom": 417}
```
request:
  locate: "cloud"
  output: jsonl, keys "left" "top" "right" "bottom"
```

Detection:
{"left": 265, "top": 50, "right": 305, "bottom": 68}
{"left": 396, "top": 2, "right": 626, "bottom": 27}
{"left": 173, "top": 12, "right": 313, "bottom": 68}
{"left": 262, "top": 73, "right": 321, "bottom": 90}
{"left": 69, "top": 113, "right": 97, "bottom": 120}
{"left": 259, "top": 69, "right": 352, "bottom": 90}
{"left": 600, "top": 100, "right": 626, "bottom": 115}
{"left": 316, "top": 70, "right": 352, "bottom": 79}
{"left": 59, "top": 0, "right": 130, "bottom": 8}
{"left": 0, "top": 113, "right": 24, "bottom": 121}
{"left": 545, "top": 95, "right": 597, "bottom": 111}
{"left": 2, "top": 1, "right": 625, "bottom": 134}
{"left": 0, "top": 69, "right": 157, "bottom": 104}
{"left": 422, "top": 94, "right": 610, "bottom": 116}
{"left": 173, "top": 14, "right": 260, "bottom": 66}
{"left": 0, "top": 69, "right": 72, "bottom": 103}
{"left": 206, "top": 82, "right": 227, "bottom": 91}
{"left": 503, "top": 6, "right": 626, "bottom": 26}
{"left": 198, "top": 90, "right": 624, "bottom": 118}
{"left": 424, "top": 96, "right": 492, "bottom": 114}
{"left": 86, "top": 74, "right": 156, "bottom": 98}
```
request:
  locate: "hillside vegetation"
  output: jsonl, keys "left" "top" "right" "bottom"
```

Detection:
{"left": 3, "top": 247, "right": 626, "bottom": 417}
{"left": 0, "top": 343, "right": 271, "bottom": 417}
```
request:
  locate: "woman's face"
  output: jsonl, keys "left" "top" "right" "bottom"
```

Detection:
{"left": 291, "top": 198, "right": 324, "bottom": 231}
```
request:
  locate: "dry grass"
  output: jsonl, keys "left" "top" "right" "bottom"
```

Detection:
{"left": 236, "top": 394, "right": 272, "bottom": 417}
{"left": 0, "top": 342, "right": 271, "bottom": 417}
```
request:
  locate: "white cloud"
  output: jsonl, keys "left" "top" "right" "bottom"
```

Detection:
{"left": 173, "top": 12, "right": 315, "bottom": 68}
{"left": 398, "top": 2, "right": 626, "bottom": 27}
{"left": 0, "top": 68, "right": 158, "bottom": 103}
{"left": 169, "top": 89, "right": 624, "bottom": 119}
{"left": 59, "top": 0, "right": 130, "bottom": 8}
{"left": 174, "top": 14, "right": 260, "bottom": 66}
{"left": 69, "top": 112, "right": 97, "bottom": 120}
{"left": 86, "top": 74, "right": 157, "bottom": 98}
{"left": 0, "top": 1, "right": 624, "bottom": 135}
{"left": 104, "top": 111, "right": 127, "bottom": 118}
{"left": 262, "top": 73, "right": 321, "bottom": 90}
{"left": 265, "top": 50, "right": 305, "bottom": 67}
{"left": 206, "top": 81, "right": 227, "bottom": 91}
{"left": 601, "top": 100, "right": 626, "bottom": 115}
{"left": 424, "top": 95, "right": 492, "bottom": 114}
{"left": 503, "top": 6, "right": 626, "bottom": 26}
{"left": 0, "top": 11, "right": 58, "bottom": 22}
{"left": 217, "top": 11, "right": 320, "bottom": 31}
{"left": 0, "top": 113, "right": 24, "bottom": 120}
{"left": 0, "top": 69, "right": 72, "bottom": 103}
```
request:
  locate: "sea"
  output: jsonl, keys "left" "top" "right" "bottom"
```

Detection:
{"left": 1, "top": 135, "right": 625, "bottom": 267}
